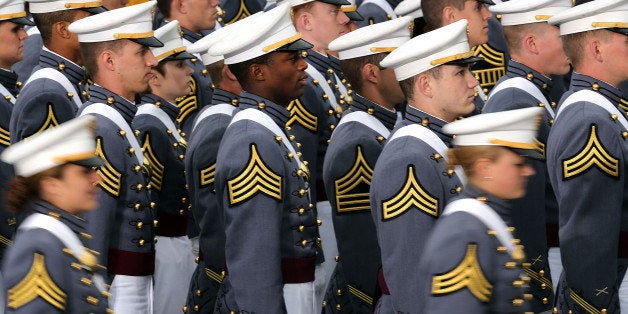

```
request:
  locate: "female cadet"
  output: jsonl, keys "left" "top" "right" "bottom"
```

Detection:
{"left": 417, "top": 107, "right": 544, "bottom": 313}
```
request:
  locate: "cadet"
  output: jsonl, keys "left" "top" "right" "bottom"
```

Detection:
{"left": 546, "top": 0, "right": 628, "bottom": 312}
{"left": 210, "top": 4, "right": 318, "bottom": 312}
{"left": 482, "top": 0, "right": 572, "bottom": 310}
{"left": 355, "top": 0, "right": 400, "bottom": 27}
{"left": 69, "top": 2, "right": 163, "bottom": 312}
{"left": 2, "top": 115, "right": 111, "bottom": 313}
{"left": 10, "top": 0, "right": 104, "bottom": 143}
{"left": 0, "top": 0, "right": 33, "bottom": 266}
{"left": 418, "top": 107, "right": 542, "bottom": 313}
{"left": 371, "top": 19, "right": 481, "bottom": 313}
{"left": 394, "top": 0, "right": 427, "bottom": 37}
{"left": 133, "top": 20, "right": 196, "bottom": 314}
{"left": 322, "top": 17, "right": 410, "bottom": 313}
{"left": 183, "top": 22, "right": 241, "bottom": 314}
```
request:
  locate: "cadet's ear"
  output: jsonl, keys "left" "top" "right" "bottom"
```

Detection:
{"left": 172, "top": 0, "right": 186, "bottom": 14}
{"left": 99, "top": 49, "right": 116, "bottom": 72}
{"left": 54, "top": 21, "right": 73, "bottom": 40}
{"left": 415, "top": 73, "right": 433, "bottom": 98}
{"left": 295, "top": 10, "right": 313, "bottom": 32}
{"left": 473, "top": 157, "right": 494, "bottom": 180}
{"left": 522, "top": 33, "right": 539, "bottom": 55}
{"left": 249, "top": 63, "right": 265, "bottom": 82}
{"left": 224, "top": 64, "right": 237, "bottom": 82}
{"left": 362, "top": 63, "right": 379, "bottom": 84}
{"left": 441, "top": 6, "right": 457, "bottom": 26}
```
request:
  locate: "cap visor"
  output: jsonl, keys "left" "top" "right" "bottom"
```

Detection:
{"left": 318, "top": 0, "right": 351, "bottom": 5}
{"left": 83, "top": 6, "right": 108, "bottom": 14}
{"left": 11, "top": 17, "right": 35, "bottom": 26}
{"left": 164, "top": 51, "right": 196, "bottom": 61}
{"left": 477, "top": 0, "right": 495, "bottom": 5}
{"left": 445, "top": 55, "right": 484, "bottom": 66}
{"left": 345, "top": 11, "right": 364, "bottom": 21}
{"left": 131, "top": 36, "right": 164, "bottom": 48}
{"left": 276, "top": 38, "right": 313, "bottom": 52}
{"left": 510, "top": 148, "right": 545, "bottom": 161}
{"left": 609, "top": 28, "right": 628, "bottom": 36}
{"left": 70, "top": 156, "right": 105, "bottom": 167}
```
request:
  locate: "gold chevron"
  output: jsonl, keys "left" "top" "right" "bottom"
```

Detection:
{"left": 141, "top": 133, "right": 164, "bottom": 192}
{"left": 535, "top": 137, "right": 546, "bottom": 159}
{"left": 205, "top": 267, "right": 224, "bottom": 284}
{"left": 34, "top": 104, "right": 61, "bottom": 136}
{"left": 381, "top": 165, "right": 439, "bottom": 220}
{"left": 0, "top": 124, "right": 9, "bottom": 147}
{"left": 620, "top": 98, "right": 628, "bottom": 112}
{"left": 432, "top": 244, "right": 493, "bottom": 302}
{"left": 228, "top": 144, "right": 282, "bottom": 206}
{"left": 8, "top": 253, "right": 67, "bottom": 310}
{"left": 95, "top": 137, "right": 122, "bottom": 197}
{"left": 200, "top": 163, "right": 216, "bottom": 187}
{"left": 563, "top": 125, "right": 619, "bottom": 179}
{"left": 0, "top": 234, "right": 11, "bottom": 246}
{"left": 472, "top": 44, "right": 506, "bottom": 88}
{"left": 286, "top": 99, "right": 318, "bottom": 132}
{"left": 348, "top": 284, "right": 373, "bottom": 305}
{"left": 523, "top": 265, "right": 553, "bottom": 292}
{"left": 177, "top": 77, "right": 198, "bottom": 126}
{"left": 224, "top": 0, "right": 253, "bottom": 24}
{"left": 570, "top": 289, "right": 603, "bottom": 314}
{"left": 335, "top": 145, "right": 374, "bottom": 213}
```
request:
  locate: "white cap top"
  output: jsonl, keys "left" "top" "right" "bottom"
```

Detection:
{"left": 443, "top": 107, "right": 543, "bottom": 153}
{"left": 151, "top": 20, "right": 194, "bottom": 62}
{"left": 27, "top": 0, "right": 104, "bottom": 14}
{"left": 208, "top": 3, "right": 312, "bottom": 65}
{"left": 380, "top": 19, "right": 478, "bottom": 81}
{"left": 329, "top": 16, "right": 411, "bottom": 60}
{"left": 394, "top": 0, "right": 423, "bottom": 18}
{"left": 549, "top": 0, "right": 627, "bottom": 35}
{"left": 1, "top": 115, "right": 104, "bottom": 177}
{"left": 490, "top": 0, "right": 572, "bottom": 26}
{"left": 68, "top": 1, "right": 162, "bottom": 46}
{"left": 0, "top": 0, "right": 28, "bottom": 22}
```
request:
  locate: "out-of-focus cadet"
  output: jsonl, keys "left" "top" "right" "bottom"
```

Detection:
{"left": 322, "top": 17, "right": 410, "bottom": 313}
{"left": 483, "top": 0, "right": 572, "bottom": 311}
{"left": 155, "top": 0, "right": 218, "bottom": 137}
{"left": 354, "top": 0, "right": 400, "bottom": 27}
{"left": 0, "top": 0, "right": 33, "bottom": 267}
{"left": 371, "top": 19, "right": 482, "bottom": 313}
{"left": 546, "top": 0, "right": 628, "bottom": 313}
{"left": 394, "top": 0, "right": 427, "bottom": 37}
{"left": 69, "top": 1, "right": 163, "bottom": 312}
{"left": 210, "top": 4, "right": 318, "bottom": 312}
{"left": 10, "top": 0, "right": 104, "bottom": 143}
{"left": 218, "top": 0, "right": 264, "bottom": 25}
{"left": 2, "top": 115, "right": 111, "bottom": 313}
{"left": 182, "top": 21, "right": 240, "bottom": 314}
{"left": 133, "top": 20, "right": 196, "bottom": 314}
{"left": 417, "top": 107, "right": 542, "bottom": 313}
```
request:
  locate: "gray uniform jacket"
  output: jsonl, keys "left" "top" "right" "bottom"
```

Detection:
{"left": 547, "top": 73, "right": 628, "bottom": 314}
{"left": 356, "top": 0, "right": 401, "bottom": 28}
{"left": 0, "top": 69, "right": 18, "bottom": 265}
{"left": 370, "top": 105, "right": 463, "bottom": 313}
{"left": 218, "top": 0, "right": 264, "bottom": 25}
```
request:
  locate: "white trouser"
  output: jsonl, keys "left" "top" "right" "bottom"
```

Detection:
{"left": 284, "top": 281, "right": 315, "bottom": 314}
{"left": 315, "top": 200, "right": 338, "bottom": 311}
{"left": 110, "top": 275, "right": 153, "bottom": 314}
{"left": 548, "top": 247, "right": 562, "bottom": 291}
{"left": 620, "top": 267, "right": 628, "bottom": 312}
{"left": 153, "top": 235, "right": 197, "bottom": 314}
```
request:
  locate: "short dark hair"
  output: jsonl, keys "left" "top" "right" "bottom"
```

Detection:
{"left": 207, "top": 60, "right": 224, "bottom": 87}
{"left": 79, "top": 39, "right": 126, "bottom": 79}
{"left": 398, "top": 67, "right": 441, "bottom": 101}
{"left": 156, "top": 0, "right": 172, "bottom": 19}
{"left": 561, "top": 30, "right": 611, "bottom": 69}
{"left": 421, "top": 0, "right": 466, "bottom": 30}
{"left": 32, "top": 10, "right": 77, "bottom": 47}
{"left": 340, "top": 53, "right": 387, "bottom": 94}
{"left": 227, "top": 53, "right": 272, "bottom": 89}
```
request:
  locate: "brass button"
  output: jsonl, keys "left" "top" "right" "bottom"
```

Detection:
{"left": 328, "top": 109, "right": 334, "bottom": 116}
{"left": 592, "top": 83, "right": 600, "bottom": 91}
{"left": 287, "top": 153, "right": 294, "bottom": 159}
{"left": 336, "top": 289, "right": 342, "bottom": 296}
{"left": 296, "top": 142, "right": 302, "bottom": 148}
{"left": 542, "top": 83, "right": 548, "bottom": 89}
{"left": 622, "top": 131, "right": 628, "bottom": 139}
{"left": 119, "top": 130, "right": 126, "bottom": 137}
{"left": 134, "top": 203, "right": 141, "bottom": 211}
{"left": 67, "top": 92, "right": 74, "bottom": 98}
{"left": 173, "top": 142, "right": 178, "bottom": 148}
{"left": 183, "top": 305, "right": 188, "bottom": 312}
{"left": 376, "top": 136, "right": 384, "bottom": 142}
{"left": 179, "top": 210, "right": 185, "bottom": 215}
{"left": 541, "top": 283, "right": 547, "bottom": 290}
{"left": 196, "top": 289, "right": 202, "bottom": 297}
{"left": 136, "top": 221, "right": 143, "bottom": 229}
{"left": 298, "top": 208, "right": 305, "bottom": 215}
{"left": 298, "top": 225, "right": 305, "bottom": 232}
{"left": 336, "top": 304, "right": 341, "bottom": 311}
{"left": 367, "top": 108, "right": 375, "bottom": 115}
{"left": 136, "top": 184, "right": 143, "bottom": 190}
{"left": 512, "top": 299, "right": 524, "bottom": 306}
{"left": 128, "top": 147, "right": 135, "bottom": 154}
{"left": 155, "top": 101, "right": 162, "bottom": 108}
{"left": 167, "top": 130, "right": 173, "bottom": 135}
{"left": 447, "top": 169, "right": 454, "bottom": 176}
{"left": 301, "top": 239, "right": 307, "bottom": 247}
{"left": 313, "top": 79, "right": 319, "bottom": 85}
{"left": 317, "top": 219, "right": 322, "bottom": 226}
{"left": 329, "top": 124, "right": 335, "bottom": 131}
{"left": 504, "top": 261, "right": 516, "bottom": 268}
{"left": 455, "top": 186, "right": 462, "bottom": 193}
{"left": 107, "top": 96, "right": 115, "bottom": 104}
{"left": 194, "top": 305, "right": 199, "bottom": 311}
{"left": 297, "top": 169, "right": 304, "bottom": 176}
{"left": 179, "top": 154, "right": 184, "bottom": 161}
{"left": 497, "top": 246, "right": 507, "bottom": 252}
{"left": 297, "top": 152, "right": 302, "bottom": 158}
{"left": 611, "top": 114, "right": 618, "bottom": 121}
{"left": 86, "top": 296, "right": 98, "bottom": 305}
{"left": 138, "top": 239, "right": 145, "bottom": 246}
{"left": 526, "top": 73, "right": 534, "bottom": 80}
{"left": 543, "top": 297, "right": 549, "bottom": 304}
{"left": 275, "top": 136, "right": 282, "bottom": 142}
{"left": 202, "top": 69, "right": 208, "bottom": 76}
{"left": 134, "top": 165, "right": 141, "bottom": 173}
{"left": 322, "top": 94, "right": 329, "bottom": 100}
{"left": 538, "top": 103, "right": 545, "bottom": 107}
{"left": 524, "top": 294, "right": 533, "bottom": 301}
{"left": 301, "top": 51, "right": 308, "bottom": 58}
{"left": 58, "top": 63, "right": 66, "bottom": 71}
{"left": 433, "top": 153, "right": 442, "bottom": 160}
{"left": 154, "top": 220, "right": 158, "bottom": 227}
{"left": 327, "top": 69, "right": 334, "bottom": 74}
{"left": 421, "top": 118, "right": 429, "bottom": 126}
{"left": 135, "top": 130, "right": 140, "bottom": 137}
{"left": 299, "top": 189, "right": 307, "bottom": 196}
{"left": 258, "top": 102, "right": 266, "bottom": 109}
{"left": 289, "top": 135, "right": 296, "bottom": 141}
{"left": 539, "top": 269, "right": 545, "bottom": 277}
{"left": 150, "top": 202, "right": 156, "bottom": 209}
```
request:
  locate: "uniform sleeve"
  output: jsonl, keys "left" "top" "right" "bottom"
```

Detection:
{"left": 135, "top": 119, "right": 170, "bottom": 209}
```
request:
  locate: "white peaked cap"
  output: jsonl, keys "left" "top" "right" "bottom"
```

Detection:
{"left": 548, "top": 0, "right": 627, "bottom": 35}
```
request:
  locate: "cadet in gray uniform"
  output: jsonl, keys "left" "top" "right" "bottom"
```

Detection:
{"left": 371, "top": 19, "right": 482, "bottom": 313}
{"left": 183, "top": 24, "right": 241, "bottom": 314}
{"left": 322, "top": 17, "right": 410, "bottom": 313}
{"left": 133, "top": 20, "right": 196, "bottom": 314}
{"left": 2, "top": 116, "right": 111, "bottom": 313}
{"left": 69, "top": 2, "right": 163, "bottom": 312}
{"left": 209, "top": 4, "right": 318, "bottom": 312}
{"left": 482, "top": 1, "right": 572, "bottom": 311}
{"left": 356, "top": 0, "right": 401, "bottom": 27}
{"left": 546, "top": 1, "right": 628, "bottom": 313}
{"left": 10, "top": 0, "right": 104, "bottom": 143}
{"left": 418, "top": 107, "right": 542, "bottom": 313}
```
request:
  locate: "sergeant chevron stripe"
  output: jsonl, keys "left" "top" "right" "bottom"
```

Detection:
{"left": 200, "top": 163, "right": 216, "bottom": 187}
{"left": 95, "top": 137, "right": 122, "bottom": 197}
{"left": 34, "top": 104, "right": 60, "bottom": 136}
{"left": 224, "top": 0, "right": 253, "bottom": 24}
{"left": 432, "top": 244, "right": 493, "bottom": 302}
{"left": 0, "top": 125, "right": 9, "bottom": 147}
{"left": 141, "top": 133, "right": 164, "bottom": 191}
{"left": 286, "top": 99, "right": 317, "bottom": 132}
{"left": 381, "top": 165, "right": 438, "bottom": 220}
{"left": 8, "top": 253, "right": 67, "bottom": 310}
{"left": 562, "top": 125, "right": 619, "bottom": 179}
{"left": 335, "top": 145, "right": 373, "bottom": 213}
{"left": 205, "top": 267, "right": 224, "bottom": 284}
{"left": 228, "top": 144, "right": 282, "bottom": 206}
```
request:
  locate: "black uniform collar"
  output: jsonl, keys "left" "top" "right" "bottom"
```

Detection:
{"left": 570, "top": 72, "right": 624, "bottom": 108}
{"left": 39, "top": 48, "right": 86, "bottom": 86}
{"left": 404, "top": 104, "right": 454, "bottom": 146}
{"left": 238, "top": 91, "right": 290, "bottom": 128}
{"left": 87, "top": 84, "right": 137, "bottom": 124}
{"left": 506, "top": 60, "right": 553, "bottom": 99}
{"left": 349, "top": 93, "right": 397, "bottom": 130}
{"left": 305, "top": 49, "right": 333, "bottom": 75}
{"left": 29, "top": 199, "right": 89, "bottom": 243}
{"left": 180, "top": 26, "right": 203, "bottom": 43}
{"left": 141, "top": 93, "right": 179, "bottom": 122}
{"left": 457, "top": 184, "right": 513, "bottom": 225}
{"left": 212, "top": 88, "right": 239, "bottom": 106}
{"left": 0, "top": 68, "right": 18, "bottom": 96}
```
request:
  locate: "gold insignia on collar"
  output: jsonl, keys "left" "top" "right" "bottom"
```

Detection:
{"left": 200, "top": 163, "right": 216, "bottom": 188}
{"left": 227, "top": 144, "right": 282, "bottom": 206}
{"left": 0, "top": 125, "right": 9, "bottom": 147}
{"left": 471, "top": 44, "right": 506, "bottom": 90}
{"left": 177, "top": 77, "right": 198, "bottom": 126}
{"left": 431, "top": 244, "right": 493, "bottom": 302}
{"left": 95, "top": 137, "right": 122, "bottom": 197}
{"left": 224, "top": 0, "right": 252, "bottom": 25}
{"left": 33, "top": 104, "right": 61, "bottom": 136}
{"left": 141, "top": 133, "right": 164, "bottom": 192}
{"left": 335, "top": 145, "right": 374, "bottom": 213}
{"left": 286, "top": 99, "right": 318, "bottom": 132}
{"left": 562, "top": 125, "right": 619, "bottom": 180}
{"left": 8, "top": 253, "right": 67, "bottom": 310}
{"left": 381, "top": 165, "right": 439, "bottom": 220}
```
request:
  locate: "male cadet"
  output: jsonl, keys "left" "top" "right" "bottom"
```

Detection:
{"left": 10, "top": 0, "right": 104, "bottom": 143}
{"left": 0, "top": 0, "right": 34, "bottom": 265}
{"left": 370, "top": 19, "right": 481, "bottom": 313}
{"left": 209, "top": 4, "right": 318, "bottom": 312}
{"left": 182, "top": 22, "right": 241, "bottom": 314}
{"left": 355, "top": 0, "right": 400, "bottom": 28}
{"left": 546, "top": 0, "right": 628, "bottom": 313}
{"left": 133, "top": 20, "right": 196, "bottom": 314}
{"left": 155, "top": 0, "right": 218, "bottom": 137}
{"left": 321, "top": 17, "right": 410, "bottom": 313}
{"left": 482, "top": 0, "right": 572, "bottom": 311}
{"left": 68, "top": 1, "right": 163, "bottom": 312}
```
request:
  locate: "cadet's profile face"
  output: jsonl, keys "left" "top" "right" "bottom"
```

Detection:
{"left": 264, "top": 51, "right": 308, "bottom": 106}
{"left": 46, "top": 164, "right": 101, "bottom": 214}
{"left": 452, "top": 0, "right": 491, "bottom": 47}
{"left": 183, "top": 0, "right": 219, "bottom": 32}
{"left": 379, "top": 67, "right": 405, "bottom": 107}
{"left": 305, "top": 2, "right": 351, "bottom": 51}
{"left": 601, "top": 30, "right": 628, "bottom": 85}
{"left": 0, "top": 21, "right": 27, "bottom": 69}
{"left": 114, "top": 40, "right": 157, "bottom": 96}
{"left": 429, "top": 64, "right": 478, "bottom": 122}
{"left": 151, "top": 59, "right": 194, "bottom": 102}
{"left": 100, "top": 0, "right": 128, "bottom": 10}
{"left": 69, "top": 10, "right": 92, "bottom": 66}
{"left": 537, "top": 24, "right": 570, "bottom": 76}
{"left": 482, "top": 148, "right": 535, "bottom": 200}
